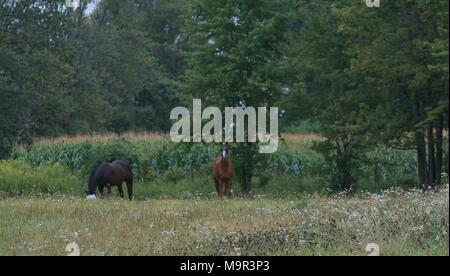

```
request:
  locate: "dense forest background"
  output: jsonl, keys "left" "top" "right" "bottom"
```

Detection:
{"left": 1, "top": 0, "right": 448, "bottom": 191}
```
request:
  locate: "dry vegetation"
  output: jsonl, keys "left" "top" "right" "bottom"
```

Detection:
{"left": 1, "top": 186, "right": 448, "bottom": 256}
{"left": 32, "top": 132, "right": 323, "bottom": 145}
{"left": 3, "top": 132, "right": 447, "bottom": 256}
{"left": 33, "top": 132, "right": 167, "bottom": 145}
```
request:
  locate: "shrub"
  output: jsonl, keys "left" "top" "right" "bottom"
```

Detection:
{"left": 83, "top": 139, "right": 141, "bottom": 178}
{"left": 163, "top": 167, "right": 187, "bottom": 183}
{"left": 0, "top": 161, "right": 83, "bottom": 197}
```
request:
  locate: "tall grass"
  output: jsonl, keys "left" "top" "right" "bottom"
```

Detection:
{"left": 33, "top": 131, "right": 165, "bottom": 145}
{"left": 0, "top": 161, "right": 83, "bottom": 197}
{"left": 0, "top": 186, "right": 447, "bottom": 256}
{"left": 6, "top": 133, "right": 437, "bottom": 198}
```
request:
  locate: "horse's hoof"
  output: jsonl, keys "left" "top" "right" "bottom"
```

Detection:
{"left": 86, "top": 195, "right": 97, "bottom": 200}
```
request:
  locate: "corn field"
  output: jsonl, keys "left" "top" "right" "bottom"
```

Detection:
{"left": 9, "top": 137, "right": 428, "bottom": 185}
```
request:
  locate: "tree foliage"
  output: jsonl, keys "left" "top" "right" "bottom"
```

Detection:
{"left": 0, "top": 0, "right": 448, "bottom": 190}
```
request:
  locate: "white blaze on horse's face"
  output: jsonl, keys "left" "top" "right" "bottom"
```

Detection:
{"left": 220, "top": 143, "right": 229, "bottom": 161}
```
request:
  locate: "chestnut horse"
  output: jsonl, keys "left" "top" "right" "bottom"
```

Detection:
{"left": 213, "top": 143, "right": 234, "bottom": 198}
{"left": 86, "top": 160, "right": 133, "bottom": 200}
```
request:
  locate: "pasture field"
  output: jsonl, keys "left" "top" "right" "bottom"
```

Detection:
{"left": 1, "top": 0, "right": 447, "bottom": 259}
{"left": 0, "top": 186, "right": 448, "bottom": 256}
{"left": 1, "top": 133, "right": 448, "bottom": 256}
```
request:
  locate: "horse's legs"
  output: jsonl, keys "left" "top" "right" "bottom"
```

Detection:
{"left": 126, "top": 179, "right": 133, "bottom": 201}
{"left": 214, "top": 178, "right": 223, "bottom": 198}
{"left": 107, "top": 186, "right": 112, "bottom": 196}
{"left": 220, "top": 181, "right": 225, "bottom": 198}
{"left": 225, "top": 179, "right": 232, "bottom": 198}
{"left": 117, "top": 184, "right": 124, "bottom": 199}
{"left": 99, "top": 185, "right": 105, "bottom": 198}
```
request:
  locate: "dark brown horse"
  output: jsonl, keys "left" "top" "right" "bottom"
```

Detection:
{"left": 86, "top": 160, "right": 133, "bottom": 200}
{"left": 213, "top": 143, "right": 234, "bottom": 198}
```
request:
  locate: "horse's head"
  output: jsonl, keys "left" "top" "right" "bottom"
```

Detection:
{"left": 86, "top": 184, "right": 96, "bottom": 197}
{"left": 220, "top": 142, "right": 230, "bottom": 161}
{"left": 84, "top": 189, "right": 97, "bottom": 200}
{"left": 87, "top": 162, "right": 106, "bottom": 197}
{"left": 87, "top": 174, "right": 97, "bottom": 196}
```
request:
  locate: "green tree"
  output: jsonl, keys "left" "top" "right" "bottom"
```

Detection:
{"left": 87, "top": 0, "right": 187, "bottom": 132}
{"left": 284, "top": 0, "right": 380, "bottom": 190}
{"left": 184, "top": 0, "right": 288, "bottom": 193}
{"left": 334, "top": 0, "right": 449, "bottom": 188}
{"left": 1, "top": 0, "right": 77, "bottom": 155}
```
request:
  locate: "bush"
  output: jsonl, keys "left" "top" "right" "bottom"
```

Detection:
{"left": 163, "top": 167, "right": 187, "bottom": 183}
{"left": 0, "top": 161, "right": 83, "bottom": 197}
{"left": 83, "top": 139, "right": 141, "bottom": 178}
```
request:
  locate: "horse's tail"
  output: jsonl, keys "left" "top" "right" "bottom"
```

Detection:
{"left": 123, "top": 160, "right": 133, "bottom": 182}
{"left": 125, "top": 160, "right": 132, "bottom": 175}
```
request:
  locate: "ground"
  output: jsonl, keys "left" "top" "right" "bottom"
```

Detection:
{"left": 0, "top": 187, "right": 448, "bottom": 256}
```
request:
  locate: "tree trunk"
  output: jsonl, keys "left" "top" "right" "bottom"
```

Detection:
{"left": 415, "top": 100, "right": 429, "bottom": 189}
{"left": 240, "top": 167, "right": 252, "bottom": 194}
{"left": 416, "top": 130, "right": 429, "bottom": 189}
{"left": 334, "top": 141, "right": 354, "bottom": 191}
{"left": 245, "top": 170, "right": 252, "bottom": 194}
{"left": 435, "top": 115, "right": 444, "bottom": 185}
{"left": 239, "top": 143, "right": 255, "bottom": 194}
{"left": 427, "top": 124, "right": 436, "bottom": 186}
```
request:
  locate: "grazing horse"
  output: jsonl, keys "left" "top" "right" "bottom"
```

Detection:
{"left": 213, "top": 143, "right": 234, "bottom": 198}
{"left": 86, "top": 160, "right": 133, "bottom": 200}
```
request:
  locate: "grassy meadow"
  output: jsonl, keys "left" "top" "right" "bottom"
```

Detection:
{"left": 0, "top": 186, "right": 448, "bottom": 256}
{"left": 0, "top": 132, "right": 448, "bottom": 256}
